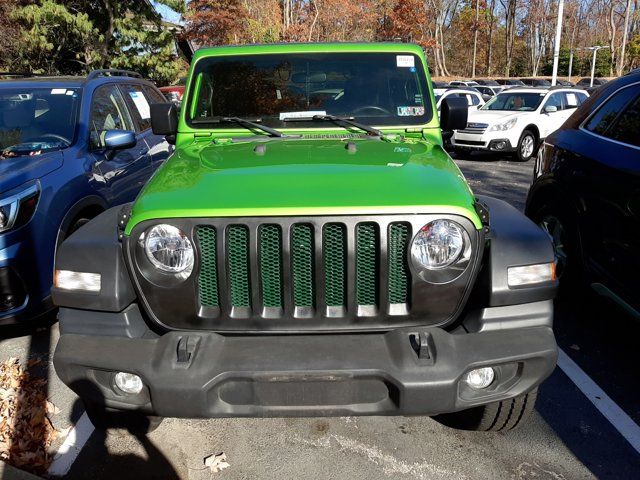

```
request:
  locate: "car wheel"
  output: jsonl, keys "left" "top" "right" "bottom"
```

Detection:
{"left": 433, "top": 388, "right": 537, "bottom": 431}
{"left": 530, "top": 202, "right": 583, "bottom": 297}
{"left": 83, "top": 400, "right": 162, "bottom": 435}
{"left": 515, "top": 130, "right": 536, "bottom": 162}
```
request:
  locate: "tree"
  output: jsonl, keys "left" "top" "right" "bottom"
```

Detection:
{"left": 9, "top": 0, "right": 186, "bottom": 84}
{"left": 184, "top": 0, "right": 249, "bottom": 45}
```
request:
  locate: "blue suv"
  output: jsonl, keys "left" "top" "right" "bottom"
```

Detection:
{"left": 0, "top": 70, "right": 172, "bottom": 326}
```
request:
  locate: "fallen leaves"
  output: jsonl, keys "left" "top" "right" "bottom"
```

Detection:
{"left": 204, "top": 452, "right": 230, "bottom": 473}
{"left": 0, "top": 357, "right": 61, "bottom": 474}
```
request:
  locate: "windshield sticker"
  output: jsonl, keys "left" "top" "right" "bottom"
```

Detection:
{"left": 397, "top": 106, "right": 424, "bottom": 116}
{"left": 396, "top": 55, "right": 415, "bottom": 68}
{"left": 51, "top": 88, "right": 67, "bottom": 95}
{"left": 129, "top": 91, "right": 150, "bottom": 119}
{"left": 279, "top": 111, "right": 327, "bottom": 121}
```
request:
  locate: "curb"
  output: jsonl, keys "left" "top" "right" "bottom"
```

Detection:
{"left": 0, "top": 461, "right": 43, "bottom": 480}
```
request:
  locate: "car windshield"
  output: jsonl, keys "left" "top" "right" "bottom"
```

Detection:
{"left": 187, "top": 52, "right": 431, "bottom": 129}
{"left": 480, "top": 92, "right": 544, "bottom": 111}
{"left": 0, "top": 87, "right": 80, "bottom": 159}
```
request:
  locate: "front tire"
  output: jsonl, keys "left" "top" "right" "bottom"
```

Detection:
{"left": 433, "top": 388, "right": 538, "bottom": 431}
{"left": 515, "top": 130, "right": 536, "bottom": 162}
{"left": 529, "top": 201, "right": 583, "bottom": 298}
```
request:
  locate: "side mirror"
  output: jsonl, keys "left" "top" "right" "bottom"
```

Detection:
{"left": 104, "top": 130, "right": 136, "bottom": 150}
{"left": 544, "top": 105, "right": 558, "bottom": 113}
{"left": 440, "top": 97, "right": 468, "bottom": 132}
{"left": 151, "top": 103, "right": 178, "bottom": 136}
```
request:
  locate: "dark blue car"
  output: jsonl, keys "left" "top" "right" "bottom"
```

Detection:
{"left": 526, "top": 70, "right": 639, "bottom": 315}
{"left": 0, "top": 70, "right": 172, "bottom": 325}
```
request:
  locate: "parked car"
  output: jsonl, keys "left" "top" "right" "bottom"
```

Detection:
{"left": 520, "top": 78, "right": 552, "bottom": 87}
{"left": 159, "top": 77, "right": 186, "bottom": 107}
{"left": 526, "top": 71, "right": 639, "bottom": 315}
{"left": 496, "top": 79, "right": 526, "bottom": 86}
{"left": 452, "top": 87, "right": 589, "bottom": 161}
{"left": 0, "top": 69, "right": 172, "bottom": 326}
{"left": 475, "top": 79, "right": 501, "bottom": 86}
{"left": 53, "top": 42, "right": 558, "bottom": 433}
{"left": 475, "top": 85, "right": 504, "bottom": 97}
{"left": 434, "top": 87, "right": 486, "bottom": 113}
{"left": 449, "top": 79, "right": 480, "bottom": 87}
{"left": 545, "top": 78, "right": 575, "bottom": 87}
{"left": 576, "top": 77, "right": 607, "bottom": 88}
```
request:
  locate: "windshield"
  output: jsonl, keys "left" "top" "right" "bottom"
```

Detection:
{"left": 480, "top": 91, "right": 544, "bottom": 111}
{"left": 0, "top": 87, "right": 80, "bottom": 158}
{"left": 187, "top": 52, "right": 431, "bottom": 129}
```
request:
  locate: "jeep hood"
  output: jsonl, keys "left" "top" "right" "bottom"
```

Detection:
{"left": 127, "top": 138, "right": 481, "bottom": 233}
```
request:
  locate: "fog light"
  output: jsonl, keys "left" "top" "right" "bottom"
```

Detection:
{"left": 464, "top": 367, "right": 495, "bottom": 389}
{"left": 114, "top": 372, "right": 144, "bottom": 395}
{"left": 55, "top": 270, "right": 101, "bottom": 293}
{"left": 493, "top": 141, "right": 506, "bottom": 150}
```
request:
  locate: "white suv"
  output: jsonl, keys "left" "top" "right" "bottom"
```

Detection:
{"left": 452, "top": 87, "right": 589, "bottom": 161}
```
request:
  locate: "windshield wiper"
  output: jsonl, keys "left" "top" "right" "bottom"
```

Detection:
{"left": 192, "top": 116, "right": 288, "bottom": 137}
{"left": 311, "top": 114, "right": 384, "bottom": 137}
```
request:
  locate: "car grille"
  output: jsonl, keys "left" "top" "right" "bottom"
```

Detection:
{"left": 195, "top": 220, "right": 411, "bottom": 319}
{"left": 458, "top": 122, "right": 488, "bottom": 135}
{"left": 129, "top": 214, "right": 481, "bottom": 332}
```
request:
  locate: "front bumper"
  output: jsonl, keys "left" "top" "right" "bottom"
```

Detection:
{"left": 54, "top": 324, "right": 557, "bottom": 418}
{"left": 452, "top": 131, "right": 518, "bottom": 152}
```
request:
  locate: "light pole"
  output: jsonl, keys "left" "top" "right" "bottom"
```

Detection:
{"left": 551, "top": 0, "right": 564, "bottom": 86}
{"left": 587, "top": 45, "right": 608, "bottom": 87}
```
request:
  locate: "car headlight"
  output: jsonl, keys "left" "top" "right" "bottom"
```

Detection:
{"left": 0, "top": 184, "right": 40, "bottom": 233}
{"left": 143, "top": 224, "right": 194, "bottom": 277}
{"left": 489, "top": 118, "right": 517, "bottom": 131}
{"left": 410, "top": 219, "right": 472, "bottom": 283}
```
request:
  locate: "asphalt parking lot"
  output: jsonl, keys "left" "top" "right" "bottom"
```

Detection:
{"left": 2, "top": 151, "right": 640, "bottom": 480}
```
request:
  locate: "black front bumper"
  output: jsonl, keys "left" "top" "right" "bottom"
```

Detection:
{"left": 54, "top": 324, "right": 557, "bottom": 418}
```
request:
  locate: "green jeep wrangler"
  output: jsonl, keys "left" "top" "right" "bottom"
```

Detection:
{"left": 52, "top": 43, "right": 558, "bottom": 433}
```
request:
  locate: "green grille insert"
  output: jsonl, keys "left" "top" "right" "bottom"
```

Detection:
{"left": 356, "top": 223, "right": 378, "bottom": 306}
{"left": 291, "top": 224, "right": 314, "bottom": 307}
{"left": 260, "top": 225, "right": 283, "bottom": 308}
{"left": 388, "top": 223, "right": 411, "bottom": 304}
{"left": 323, "top": 224, "right": 346, "bottom": 307}
{"left": 196, "top": 226, "right": 219, "bottom": 307}
{"left": 227, "top": 225, "right": 251, "bottom": 307}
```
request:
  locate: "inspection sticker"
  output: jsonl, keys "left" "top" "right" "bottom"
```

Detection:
{"left": 397, "top": 106, "right": 424, "bottom": 116}
{"left": 396, "top": 55, "right": 415, "bottom": 68}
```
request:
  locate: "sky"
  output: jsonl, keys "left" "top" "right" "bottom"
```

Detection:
{"left": 153, "top": 1, "right": 183, "bottom": 25}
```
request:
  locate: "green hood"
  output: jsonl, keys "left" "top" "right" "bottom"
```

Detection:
{"left": 126, "top": 138, "right": 481, "bottom": 234}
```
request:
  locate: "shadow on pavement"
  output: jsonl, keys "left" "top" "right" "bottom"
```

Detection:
{"left": 63, "top": 381, "right": 179, "bottom": 480}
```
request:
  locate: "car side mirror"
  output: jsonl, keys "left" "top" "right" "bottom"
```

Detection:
{"left": 151, "top": 103, "right": 178, "bottom": 136}
{"left": 103, "top": 130, "right": 136, "bottom": 150}
{"left": 440, "top": 97, "right": 468, "bottom": 132}
{"left": 544, "top": 105, "right": 558, "bottom": 113}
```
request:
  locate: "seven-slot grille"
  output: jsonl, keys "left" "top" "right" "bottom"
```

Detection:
{"left": 458, "top": 122, "right": 488, "bottom": 135}
{"left": 195, "top": 221, "right": 412, "bottom": 319}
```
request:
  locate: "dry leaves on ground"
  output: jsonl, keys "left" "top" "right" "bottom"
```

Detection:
{"left": 0, "top": 357, "right": 60, "bottom": 475}
{"left": 204, "top": 452, "right": 230, "bottom": 473}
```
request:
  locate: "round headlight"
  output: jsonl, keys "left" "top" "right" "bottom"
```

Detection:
{"left": 411, "top": 219, "right": 465, "bottom": 270}
{"left": 144, "top": 224, "right": 194, "bottom": 275}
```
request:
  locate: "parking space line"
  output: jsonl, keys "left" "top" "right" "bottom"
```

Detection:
{"left": 558, "top": 348, "right": 640, "bottom": 455}
{"left": 48, "top": 412, "right": 95, "bottom": 477}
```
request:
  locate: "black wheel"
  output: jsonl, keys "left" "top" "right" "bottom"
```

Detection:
{"left": 83, "top": 400, "right": 162, "bottom": 435}
{"left": 433, "top": 388, "right": 537, "bottom": 431}
{"left": 529, "top": 201, "right": 583, "bottom": 297}
{"left": 515, "top": 130, "right": 536, "bottom": 162}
